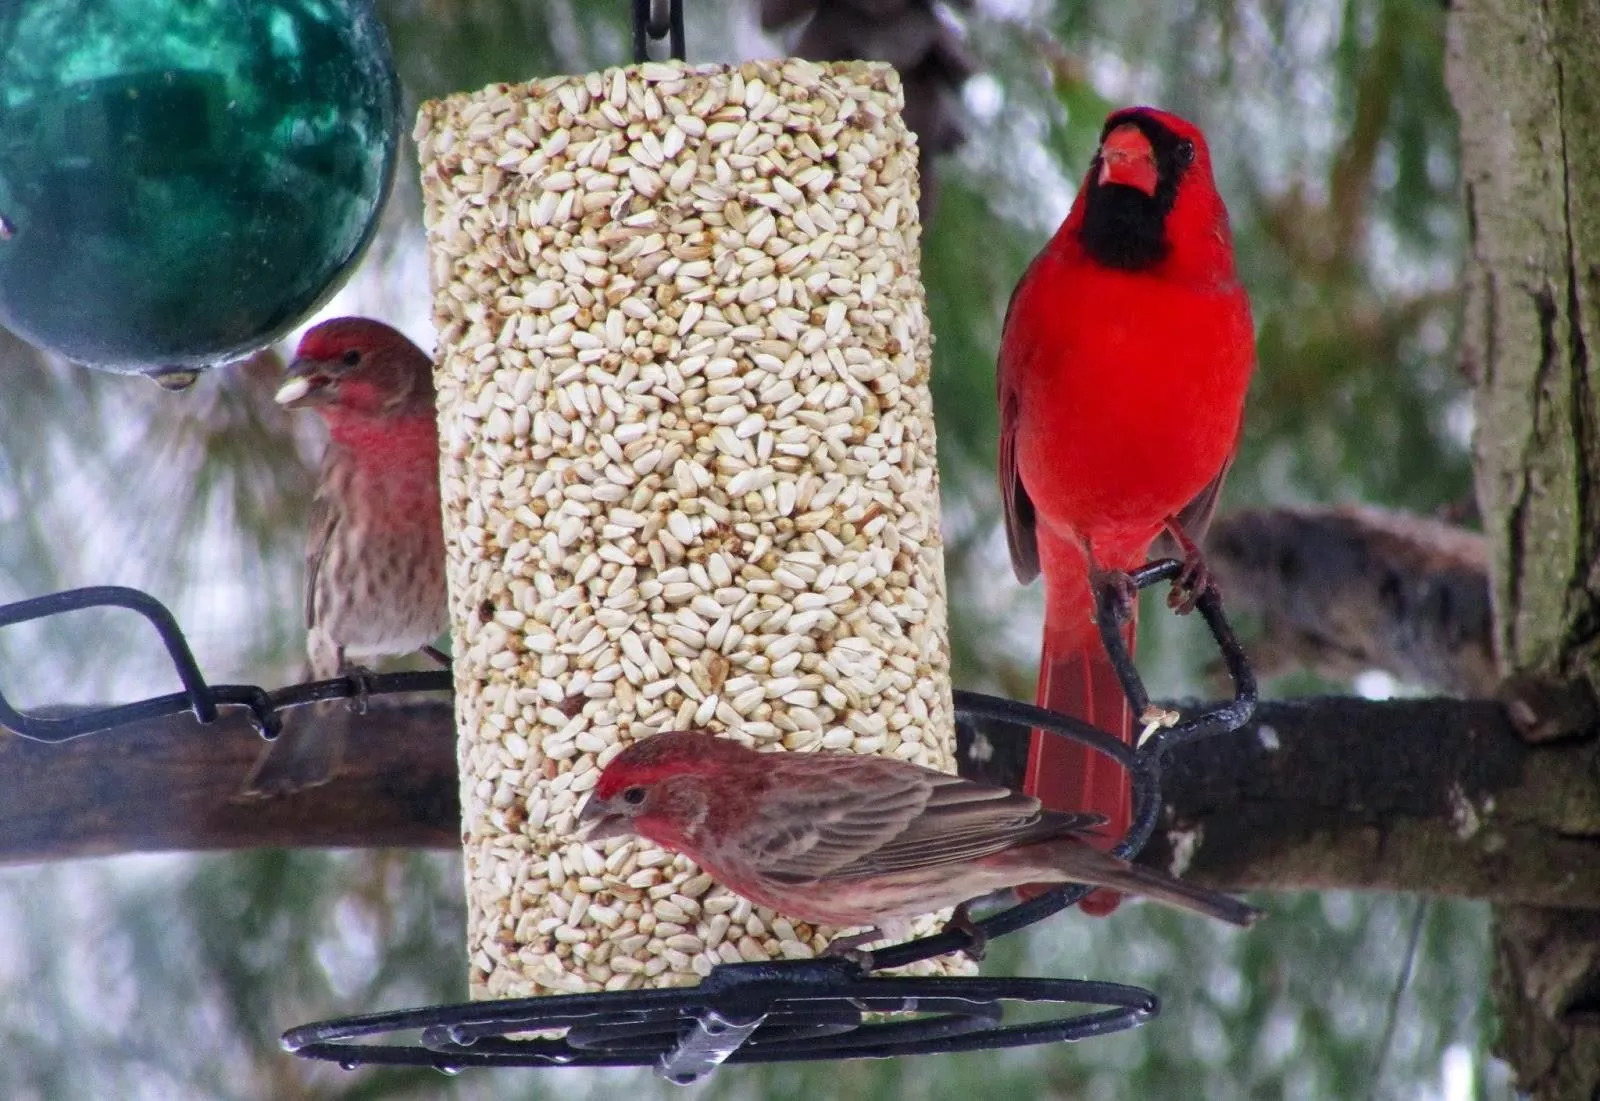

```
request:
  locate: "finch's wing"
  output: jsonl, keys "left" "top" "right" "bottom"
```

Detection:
{"left": 742, "top": 757, "right": 935, "bottom": 880}
{"left": 833, "top": 778, "right": 1104, "bottom": 879}
{"left": 998, "top": 254, "right": 1043, "bottom": 584}
{"left": 302, "top": 461, "right": 341, "bottom": 632}
{"left": 755, "top": 759, "right": 1104, "bottom": 884}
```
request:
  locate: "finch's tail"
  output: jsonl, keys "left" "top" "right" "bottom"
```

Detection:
{"left": 1025, "top": 593, "right": 1136, "bottom": 916}
{"left": 1028, "top": 839, "right": 1259, "bottom": 927}
{"left": 239, "top": 705, "right": 347, "bottom": 798}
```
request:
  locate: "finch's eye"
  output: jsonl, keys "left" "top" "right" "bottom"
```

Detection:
{"left": 1174, "top": 139, "right": 1196, "bottom": 167}
{"left": 621, "top": 786, "right": 647, "bottom": 806}
{"left": 341, "top": 349, "right": 362, "bottom": 367}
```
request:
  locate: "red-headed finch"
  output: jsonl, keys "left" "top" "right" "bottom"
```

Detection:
{"left": 241, "top": 317, "right": 447, "bottom": 796}
{"left": 578, "top": 731, "right": 1260, "bottom": 948}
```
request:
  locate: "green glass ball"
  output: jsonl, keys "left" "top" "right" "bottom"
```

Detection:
{"left": 0, "top": 0, "right": 400, "bottom": 374}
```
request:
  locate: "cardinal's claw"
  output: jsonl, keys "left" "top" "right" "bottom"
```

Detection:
{"left": 1090, "top": 567, "right": 1139, "bottom": 626}
{"left": 1162, "top": 519, "right": 1216, "bottom": 614}
{"left": 1168, "top": 555, "right": 1215, "bottom": 613}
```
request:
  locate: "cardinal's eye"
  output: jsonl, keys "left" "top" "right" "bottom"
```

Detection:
{"left": 621, "top": 786, "right": 647, "bottom": 806}
{"left": 341, "top": 349, "right": 362, "bottom": 367}
{"left": 1174, "top": 139, "right": 1196, "bottom": 167}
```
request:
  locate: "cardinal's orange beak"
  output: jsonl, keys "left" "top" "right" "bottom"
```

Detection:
{"left": 1098, "top": 123, "right": 1158, "bottom": 196}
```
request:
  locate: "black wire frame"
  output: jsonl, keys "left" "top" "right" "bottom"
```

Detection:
{"left": 0, "top": 559, "right": 1255, "bottom": 1080}
{"left": 281, "top": 961, "right": 1159, "bottom": 1081}
{"left": 0, "top": 585, "right": 453, "bottom": 743}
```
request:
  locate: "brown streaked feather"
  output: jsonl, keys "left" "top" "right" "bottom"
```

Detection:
{"left": 742, "top": 756, "right": 935, "bottom": 879}
{"left": 749, "top": 756, "right": 1104, "bottom": 884}
{"left": 825, "top": 798, "right": 1102, "bottom": 880}
{"left": 302, "top": 470, "right": 340, "bottom": 633}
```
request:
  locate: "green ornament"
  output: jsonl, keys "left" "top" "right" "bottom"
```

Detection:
{"left": 0, "top": 0, "right": 399, "bottom": 376}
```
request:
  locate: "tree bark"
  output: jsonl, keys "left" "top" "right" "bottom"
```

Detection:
{"left": 11, "top": 695, "right": 1600, "bottom": 912}
{"left": 1447, "top": 1, "right": 1600, "bottom": 1095}
{"left": 958, "top": 695, "right": 1600, "bottom": 904}
{"left": 0, "top": 700, "right": 459, "bottom": 866}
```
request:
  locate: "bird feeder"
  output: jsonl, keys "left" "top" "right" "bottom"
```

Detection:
{"left": 416, "top": 57, "right": 962, "bottom": 998}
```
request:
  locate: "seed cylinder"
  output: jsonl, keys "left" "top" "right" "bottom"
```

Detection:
{"left": 417, "top": 59, "right": 960, "bottom": 998}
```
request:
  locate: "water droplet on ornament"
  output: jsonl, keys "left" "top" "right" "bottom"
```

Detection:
{"left": 149, "top": 366, "right": 202, "bottom": 391}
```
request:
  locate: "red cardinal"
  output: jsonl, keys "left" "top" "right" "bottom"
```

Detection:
{"left": 241, "top": 318, "right": 448, "bottom": 796}
{"left": 997, "top": 107, "right": 1255, "bottom": 913}
{"left": 578, "top": 731, "right": 1259, "bottom": 950}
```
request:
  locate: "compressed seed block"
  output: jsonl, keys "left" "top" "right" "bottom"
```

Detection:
{"left": 417, "top": 58, "right": 962, "bottom": 998}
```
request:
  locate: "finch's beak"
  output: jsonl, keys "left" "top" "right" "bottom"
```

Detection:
{"left": 1098, "top": 123, "right": 1159, "bottom": 196}
{"left": 274, "top": 358, "right": 334, "bottom": 409}
{"left": 576, "top": 796, "right": 634, "bottom": 842}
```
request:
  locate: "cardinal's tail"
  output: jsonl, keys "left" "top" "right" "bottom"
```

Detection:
{"left": 1024, "top": 593, "right": 1137, "bottom": 916}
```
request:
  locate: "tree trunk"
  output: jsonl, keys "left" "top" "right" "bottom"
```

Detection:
{"left": 1446, "top": 1, "right": 1600, "bottom": 1095}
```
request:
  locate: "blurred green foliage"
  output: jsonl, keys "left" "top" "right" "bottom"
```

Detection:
{"left": 0, "top": 0, "right": 1504, "bottom": 1098}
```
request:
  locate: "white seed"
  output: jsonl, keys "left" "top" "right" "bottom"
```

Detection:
{"left": 421, "top": 58, "right": 959, "bottom": 1001}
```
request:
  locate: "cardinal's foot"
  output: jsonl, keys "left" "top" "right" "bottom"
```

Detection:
{"left": 1090, "top": 567, "right": 1139, "bottom": 626}
{"left": 1162, "top": 520, "right": 1216, "bottom": 614}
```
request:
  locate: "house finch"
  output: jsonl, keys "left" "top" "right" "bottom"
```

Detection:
{"left": 241, "top": 317, "right": 447, "bottom": 796}
{"left": 578, "top": 731, "right": 1260, "bottom": 951}
{"left": 998, "top": 107, "right": 1255, "bottom": 913}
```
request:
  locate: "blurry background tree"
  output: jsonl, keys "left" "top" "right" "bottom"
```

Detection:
{"left": 0, "top": 0, "right": 1536, "bottom": 1098}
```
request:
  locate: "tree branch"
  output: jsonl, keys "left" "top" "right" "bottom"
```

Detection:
{"left": 1206, "top": 504, "right": 1496, "bottom": 696}
{"left": 11, "top": 695, "right": 1598, "bottom": 914}
{"left": 0, "top": 700, "right": 458, "bottom": 866}
{"left": 961, "top": 696, "right": 1600, "bottom": 906}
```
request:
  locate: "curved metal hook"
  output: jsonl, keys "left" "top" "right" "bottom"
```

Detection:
{"left": 632, "top": 0, "right": 686, "bottom": 62}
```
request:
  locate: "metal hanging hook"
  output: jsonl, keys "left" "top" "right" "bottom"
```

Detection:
{"left": 632, "top": 0, "right": 686, "bottom": 63}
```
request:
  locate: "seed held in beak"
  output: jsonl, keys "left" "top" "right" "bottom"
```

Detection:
{"left": 274, "top": 375, "right": 313, "bottom": 406}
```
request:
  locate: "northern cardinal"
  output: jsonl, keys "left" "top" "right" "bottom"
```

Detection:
{"left": 997, "top": 107, "right": 1255, "bottom": 913}
{"left": 578, "top": 731, "right": 1259, "bottom": 950}
{"left": 241, "top": 318, "right": 448, "bottom": 796}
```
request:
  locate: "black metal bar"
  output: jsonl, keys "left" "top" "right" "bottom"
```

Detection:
{"left": 632, "top": 0, "right": 686, "bottom": 63}
{"left": 1152, "top": 579, "right": 1259, "bottom": 750}
{"left": 667, "top": 0, "right": 686, "bottom": 60}
{"left": 1092, "top": 558, "right": 1258, "bottom": 752}
{"left": 631, "top": 0, "right": 651, "bottom": 63}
